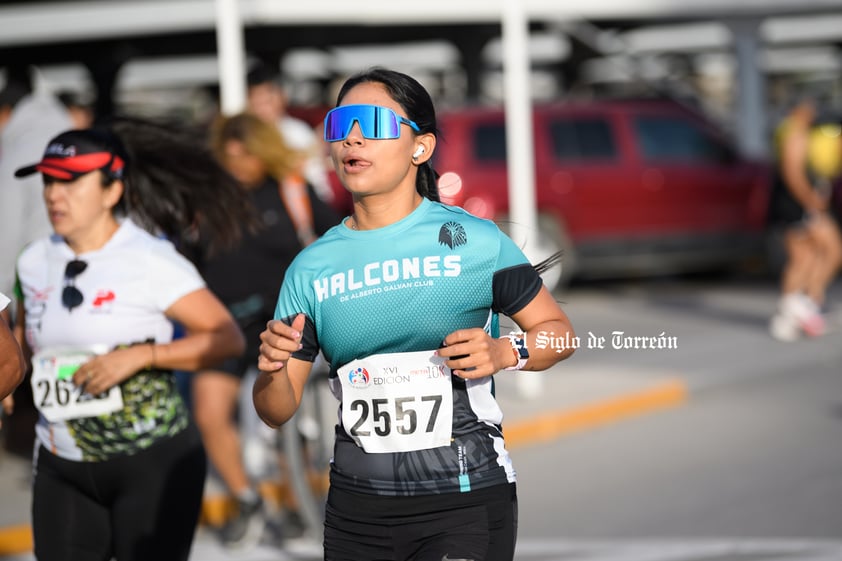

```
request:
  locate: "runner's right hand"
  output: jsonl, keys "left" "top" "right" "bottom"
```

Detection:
{"left": 258, "top": 314, "right": 306, "bottom": 373}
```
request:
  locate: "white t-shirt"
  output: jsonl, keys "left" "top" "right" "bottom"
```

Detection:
{"left": 17, "top": 218, "right": 205, "bottom": 461}
{"left": 0, "top": 291, "right": 9, "bottom": 312}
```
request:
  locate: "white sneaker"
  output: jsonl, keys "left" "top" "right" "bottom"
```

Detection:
{"left": 780, "top": 293, "right": 826, "bottom": 337}
{"left": 769, "top": 313, "right": 800, "bottom": 342}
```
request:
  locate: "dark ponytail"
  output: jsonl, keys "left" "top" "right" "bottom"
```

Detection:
{"left": 416, "top": 160, "right": 440, "bottom": 202}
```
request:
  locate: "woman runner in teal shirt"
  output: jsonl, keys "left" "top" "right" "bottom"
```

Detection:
{"left": 254, "top": 67, "right": 575, "bottom": 561}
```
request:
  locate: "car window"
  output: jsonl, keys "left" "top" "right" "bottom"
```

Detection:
{"left": 472, "top": 118, "right": 618, "bottom": 163}
{"left": 550, "top": 118, "right": 617, "bottom": 161}
{"left": 633, "top": 115, "right": 727, "bottom": 163}
{"left": 473, "top": 124, "right": 507, "bottom": 162}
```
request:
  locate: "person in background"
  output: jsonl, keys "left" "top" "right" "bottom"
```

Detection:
{"left": 191, "top": 111, "right": 339, "bottom": 549}
{"left": 12, "top": 120, "right": 251, "bottom": 561}
{"left": 253, "top": 67, "right": 575, "bottom": 561}
{"left": 57, "top": 89, "right": 96, "bottom": 129}
{"left": 0, "top": 290, "right": 25, "bottom": 403}
{"left": 246, "top": 61, "right": 335, "bottom": 206}
{"left": 0, "top": 72, "right": 73, "bottom": 306}
{"left": 768, "top": 97, "right": 842, "bottom": 341}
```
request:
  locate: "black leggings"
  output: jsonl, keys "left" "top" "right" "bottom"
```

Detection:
{"left": 32, "top": 424, "right": 207, "bottom": 561}
{"left": 324, "top": 483, "right": 518, "bottom": 561}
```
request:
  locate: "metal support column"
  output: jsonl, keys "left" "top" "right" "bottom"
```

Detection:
{"left": 501, "top": 2, "right": 543, "bottom": 398}
{"left": 215, "top": 0, "right": 247, "bottom": 115}
{"left": 727, "top": 17, "right": 768, "bottom": 159}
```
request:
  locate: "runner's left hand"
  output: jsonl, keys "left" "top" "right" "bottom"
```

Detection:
{"left": 437, "top": 328, "right": 513, "bottom": 379}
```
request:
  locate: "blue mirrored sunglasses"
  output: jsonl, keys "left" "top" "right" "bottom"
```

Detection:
{"left": 323, "top": 104, "right": 420, "bottom": 142}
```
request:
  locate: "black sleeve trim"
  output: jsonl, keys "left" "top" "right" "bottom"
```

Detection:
{"left": 492, "top": 263, "right": 543, "bottom": 317}
{"left": 278, "top": 313, "right": 320, "bottom": 362}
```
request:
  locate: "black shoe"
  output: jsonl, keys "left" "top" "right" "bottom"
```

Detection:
{"left": 219, "top": 497, "right": 266, "bottom": 549}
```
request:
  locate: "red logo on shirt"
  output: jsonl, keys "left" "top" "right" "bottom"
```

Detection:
{"left": 93, "top": 290, "right": 115, "bottom": 307}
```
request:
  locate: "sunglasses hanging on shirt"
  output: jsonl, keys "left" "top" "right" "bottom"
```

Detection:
{"left": 323, "top": 104, "right": 420, "bottom": 142}
{"left": 62, "top": 259, "right": 88, "bottom": 311}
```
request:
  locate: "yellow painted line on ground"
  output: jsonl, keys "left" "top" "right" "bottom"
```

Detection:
{"left": 0, "top": 524, "right": 31, "bottom": 557}
{"left": 0, "top": 379, "right": 687, "bottom": 557}
{"left": 504, "top": 378, "right": 688, "bottom": 449}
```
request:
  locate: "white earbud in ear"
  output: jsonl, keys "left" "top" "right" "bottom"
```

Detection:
{"left": 412, "top": 146, "right": 425, "bottom": 159}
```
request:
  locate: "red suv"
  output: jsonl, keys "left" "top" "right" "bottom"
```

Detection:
{"left": 434, "top": 98, "right": 773, "bottom": 285}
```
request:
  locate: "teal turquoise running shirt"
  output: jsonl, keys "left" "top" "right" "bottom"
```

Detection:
{"left": 275, "top": 198, "right": 543, "bottom": 496}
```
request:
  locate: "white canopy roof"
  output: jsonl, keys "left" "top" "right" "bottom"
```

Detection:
{"left": 1, "top": 0, "right": 841, "bottom": 48}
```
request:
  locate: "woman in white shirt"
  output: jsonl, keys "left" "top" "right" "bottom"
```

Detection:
{"left": 13, "top": 121, "right": 253, "bottom": 561}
